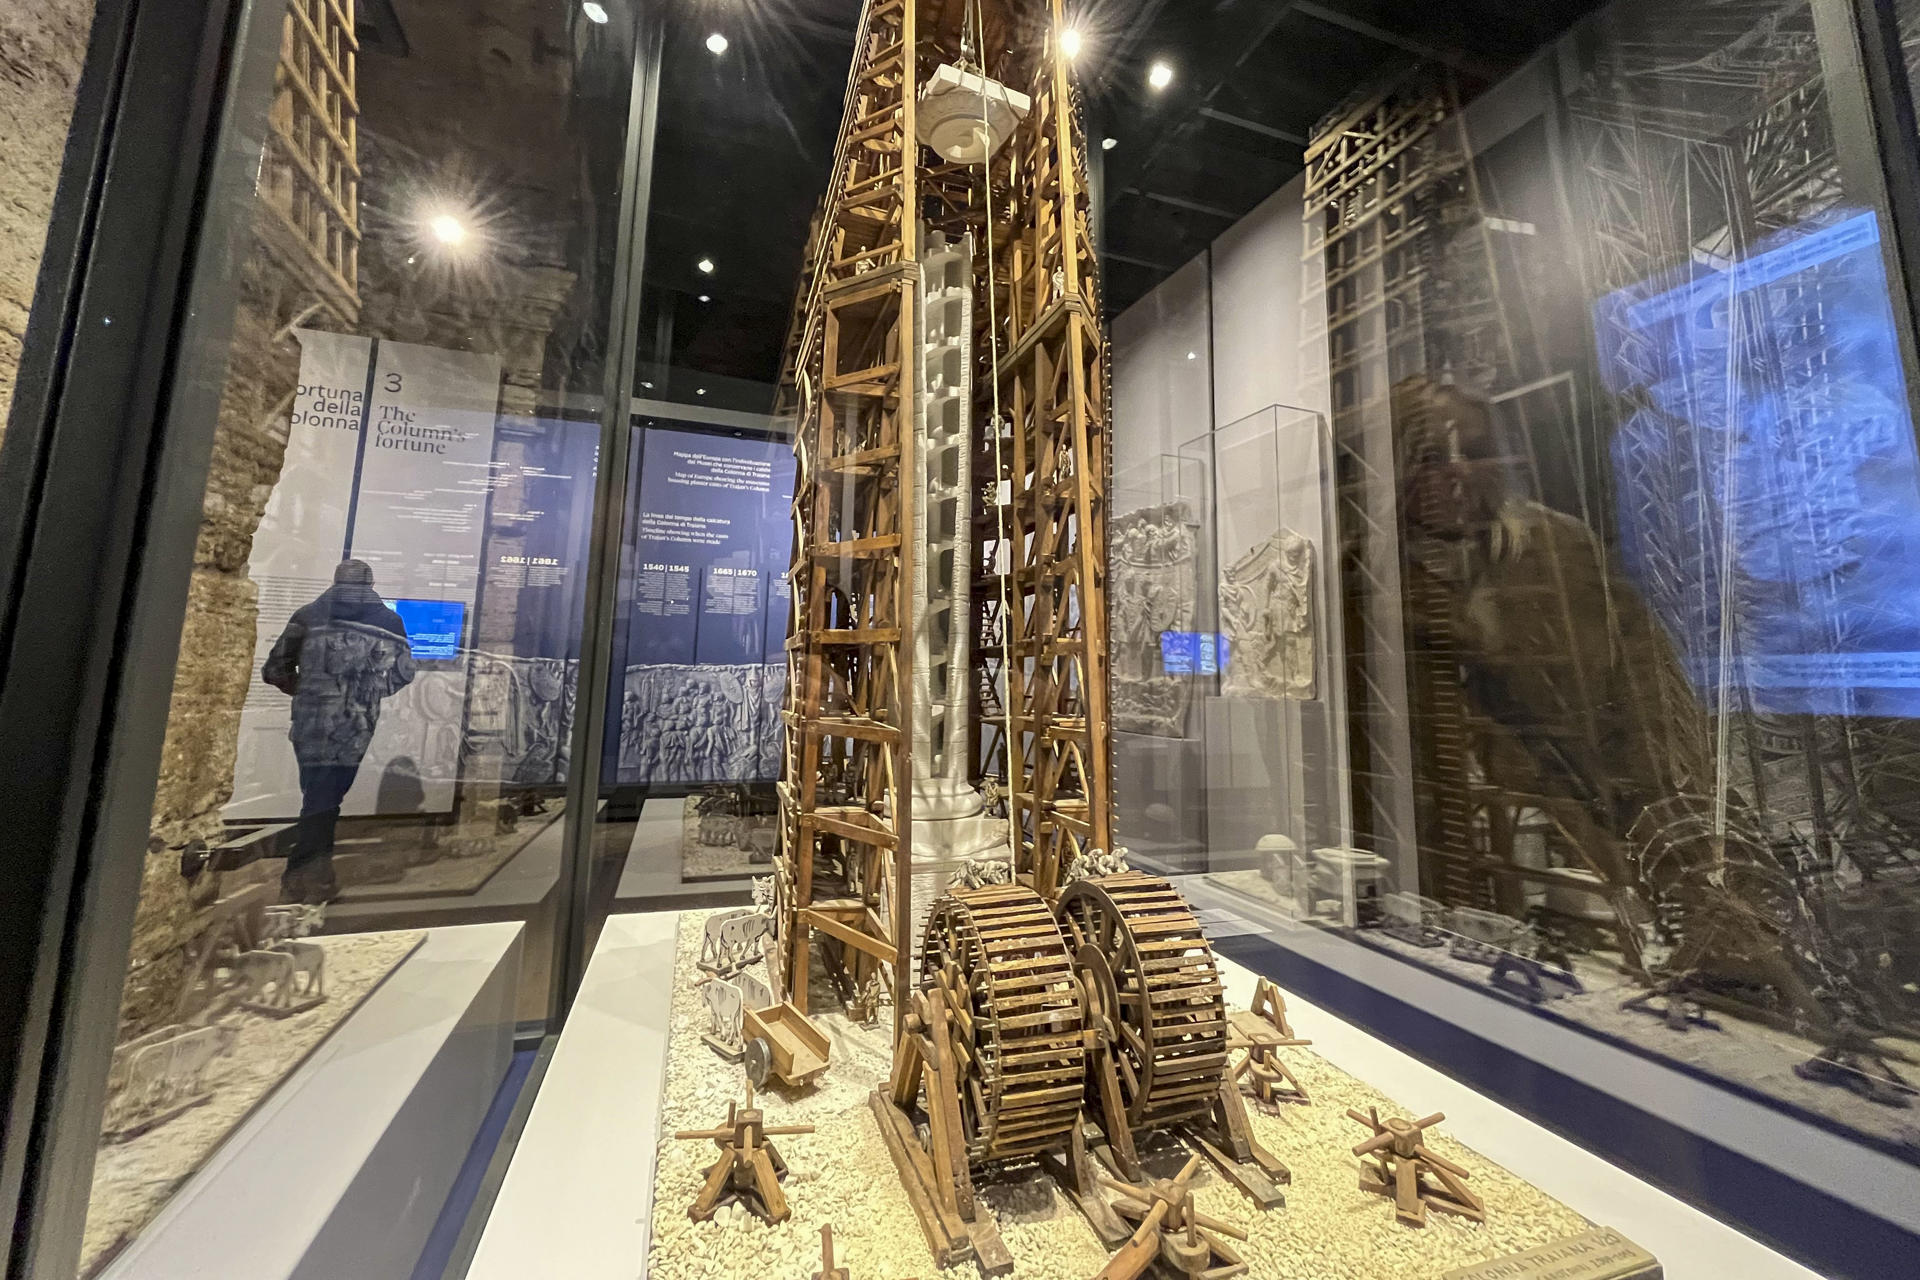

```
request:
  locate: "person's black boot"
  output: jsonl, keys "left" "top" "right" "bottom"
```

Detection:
{"left": 280, "top": 855, "right": 341, "bottom": 905}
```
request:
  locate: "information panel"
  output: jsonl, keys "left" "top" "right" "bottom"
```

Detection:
{"left": 229, "top": 331, "right": 502, "bottom": 820}
{"left": 616, "top": 427, "right": 794, "bottom": 786}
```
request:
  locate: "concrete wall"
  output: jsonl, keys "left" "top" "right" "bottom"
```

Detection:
{"left": 0, "top": 2, "right": 96, "bottom": 447}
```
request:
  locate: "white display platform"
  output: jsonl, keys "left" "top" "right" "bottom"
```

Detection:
{"left": 100, "top": 922, "right": 523, "bottom": 1280}
{"left": 466, "top": 912, "right": 675, "bottom": 1280}
{"left": 467, "top": 908, "right": 1824, "bottom": 1280}
{"left": 327, "top": 815, "right": 573, "bottom": 933}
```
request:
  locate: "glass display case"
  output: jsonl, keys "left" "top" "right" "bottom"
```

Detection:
{"left": 4, "top": 0, "right": 1919, "bottom": 1278}
{"left": 1170, "top": 0, "right": 1920, "bottom": 1179}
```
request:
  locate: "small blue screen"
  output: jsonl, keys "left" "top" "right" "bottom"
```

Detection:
{"left": 394, "top": 598, "right": 466, "bottom": 661}
{"left": 1161, "top": 631, "right": 1227, "bottom": 676}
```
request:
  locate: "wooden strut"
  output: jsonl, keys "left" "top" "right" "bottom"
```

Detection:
{"left": 775, "top": 0, "right": 923, "bottom": 1032}
{"left": 1348, "top": 1107, "right": 1485, "bottom": 1228}
{"left": 1093, "top": 1153, "right": 1248, "bottom": 1280}
{"left": 674, "top": 1083, "right": 817, "bottom": 1225}
{"left": 813, "top": 1225, "right": 850, "bottom": 1280}
{"left": 1227, "top": 977, "right": 1314, "bottom": 1108}
{"left": 870, "top": 982, "right": 1014, "bottom": 1274}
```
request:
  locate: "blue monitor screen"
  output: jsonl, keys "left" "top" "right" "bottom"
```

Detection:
{"left": 1598, "top": 209, "right": 1920, "bottom": 716}
{"left": 394, "top": 598, "right": 467, "bottom": 661}
{"left": 1161, "top": 631, "right": 1226, "bottom": 677}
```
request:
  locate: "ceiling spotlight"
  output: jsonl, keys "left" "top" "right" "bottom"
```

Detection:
{"left": 1060, "top": 27, "right": 1084, "bottom": 59}
{"left": 1186, "top": 351, "right": 1197, "bottom": 361}
{"left": 1102, "top": 137, "right": 1118, "bottom": 151}
{"left": 641, "top": 381, "right": 655, "bottom": 389}
{"left": 430, "top": 214, "right": 468, "bottom": 246}
{"left": 696, "top": 388, "right": 709, "bottom": 396}
{"left": 1148, "top": 61, "right": 1174, "bottom": 91}
{"left": 698, "top": 294, "right": 712, "bottom": 303}
{"left": 706, "top": 32, "right": 729, "bottom": 54}
{"left": 697, "top": 257, "right": 715, "bottom": 274}
{"left": 581, "top": 1, "right": 608, "bottom": 23}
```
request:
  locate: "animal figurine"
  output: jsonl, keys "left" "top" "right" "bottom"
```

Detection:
{"left": 702, "top": 977, "right": 748, "bottom": 1060}
{"left": 284, "top": 939, "right": 327, "bottom": 999}
{"left": 231, "top": 949, "right": 298, "bottom": 1010}
{"left": 701, "top": 910, "right": 775, "bottom": 977}
{"left": 107, "top": 1024, "right": 239, "bottom": 1135}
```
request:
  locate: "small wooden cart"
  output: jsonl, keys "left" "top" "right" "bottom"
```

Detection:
{"left": 743, "top": 1002, "right": 830, "bottom": 1089}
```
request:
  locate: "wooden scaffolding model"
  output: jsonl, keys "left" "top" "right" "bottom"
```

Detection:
{"left": 774, "top": 0, "right": 1113, "bottom": 1021}
{"left": 260, "top": 0, "right": 362, "bottom": 324}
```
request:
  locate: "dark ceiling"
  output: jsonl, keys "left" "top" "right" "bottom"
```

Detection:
{"left": 625, "top": 0, "right": 1613, "bottom": 396}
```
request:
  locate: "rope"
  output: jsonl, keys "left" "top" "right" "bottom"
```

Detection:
{"left": 969, "top": 0, "right": 1021, "bottom": 864}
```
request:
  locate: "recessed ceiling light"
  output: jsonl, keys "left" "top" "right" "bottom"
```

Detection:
{"left": 696, "top": 388, "right": 708, "bottom": 396}
{"left": 641, "top": 381, "right": 655, "bottom": 389}
{"left": 697, "top": 257, "right": 715, "bottom": 274}
{"left": 706, "top": 32, "right": 728, "bottom": 54}
{"left": 430, "top": 214, "right": 467, "bottom": 246}
{"left": 1186, "top": 351, "right": 1197, "bottom": 361}
{"left": 1148, "top": 61, "right": 1174, "bottom": 91}
{"left": 699, "top": 294, "right": 712, "bottom": 303}
{"left": 1060, "top": 27, "right": 1084, "bottom": 59}
{"left": 581, "top": 2, "right": 608, "bottom": 23}
{"left": 1102, "top": 137, "right": 1118, "bottom": 151}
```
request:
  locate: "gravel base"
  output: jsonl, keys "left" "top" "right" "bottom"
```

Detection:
{"left": 80, "top": 930, "right": 426, "bottom": 1277}
{"left": 649, "top": 910, "right": 1595, "bottom": 1280}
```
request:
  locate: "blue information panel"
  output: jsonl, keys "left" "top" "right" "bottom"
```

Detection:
{"left": 610, "top": 426, "right": 796, "bottom": 787}
{"left": 627, "top": 429, "right": 794, "bottom": 667}
{"left": 475, "top": 416, "right": 601, "bottom": 661}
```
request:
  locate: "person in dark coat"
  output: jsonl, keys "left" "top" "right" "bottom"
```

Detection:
{"left": 262, "top": 560, "right": 416, "bottom": 902}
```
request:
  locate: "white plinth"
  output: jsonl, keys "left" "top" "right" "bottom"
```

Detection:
{"left": 466, "top": 911, "right": 677, "bottom": 1280}
{"left": 100, "top": 922, "right": 523, "bottom": 1280}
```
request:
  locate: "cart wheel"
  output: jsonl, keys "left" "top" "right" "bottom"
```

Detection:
{"left": 744, "top": 1037, "right": 773, "bottom": 1089}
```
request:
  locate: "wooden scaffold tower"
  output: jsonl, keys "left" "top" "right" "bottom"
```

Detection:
{"left": 772, "top": 0, "right": 1114, "bottom": 1027}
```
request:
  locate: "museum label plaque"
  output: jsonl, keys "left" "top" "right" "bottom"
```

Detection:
{"left": 1440, "top": 1228, "right": 1660, "bottom": 1280}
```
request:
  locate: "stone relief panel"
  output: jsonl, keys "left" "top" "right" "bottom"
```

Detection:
{"left": 1221, "top": 529, "right": 1317, "bottom": 700}
{"left": 1111, "top": 501, "right": 1200, "bottom": 737}
{"left": 360, "top": 653, "right": 580, "bottom": 798}
{"left": 617, "top": 663, "right": 785, "bottom": 784}
{"left": 461, "top": 654, "right": 577, "bottom": 785}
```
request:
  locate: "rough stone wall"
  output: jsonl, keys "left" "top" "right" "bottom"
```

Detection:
{"left": 0, "top": 2, "right": 96, "bottom": 447}
{"left": 147, "top": 251, "right": 309, "bottom": 850}
{"left": 126, "top": 234, "right": 310, "bottom": 1037}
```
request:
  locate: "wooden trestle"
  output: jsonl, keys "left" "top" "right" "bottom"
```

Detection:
{"left": 775, "top": 0, "right": 1113, "bottom": 1021}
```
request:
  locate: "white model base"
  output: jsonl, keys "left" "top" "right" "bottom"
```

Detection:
{"left": 98, "top": 922, "right": 523, "bottom": 1280}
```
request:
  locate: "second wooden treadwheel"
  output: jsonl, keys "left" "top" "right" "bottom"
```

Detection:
{"left": 921, "top": 884, "right": 1088, "bottom": 1162}
{"left": 1056, "top": 873, "right": 1230, "bottom": 1131}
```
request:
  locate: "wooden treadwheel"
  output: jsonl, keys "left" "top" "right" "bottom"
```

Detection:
{"left": 921, "top": 884, "right": 1087, "bottom": 1162}
{"left": 1056, "top": 873, "right": 1229, "bottom": 1131}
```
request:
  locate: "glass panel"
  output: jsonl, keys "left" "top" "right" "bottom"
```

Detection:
{"left": 580, "top": 8, "right": 832, "bottom": 934}
{"left": 1168, "top": 0, "right": 1920, "bottom": 1158}
{"left": 79, "top": 0, "right": 636, "bottom": 1272}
